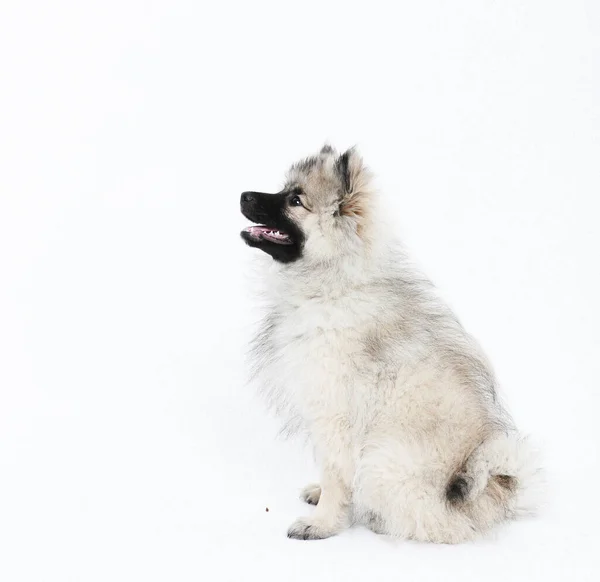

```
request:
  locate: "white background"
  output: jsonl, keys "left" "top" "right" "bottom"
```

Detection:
{"left": 1, "top": 1, "right": 599, "bottom": 580}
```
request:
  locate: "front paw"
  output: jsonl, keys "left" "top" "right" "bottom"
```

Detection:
{"left": 300, "top": 483, "right": 321, "bottom": 505}
{"left": 287, "top": 517, "right": 337, "bottom": 541}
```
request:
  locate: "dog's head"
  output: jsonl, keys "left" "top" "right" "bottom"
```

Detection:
{"left": 240, "top": 145, "right": 374, "bottom": 264}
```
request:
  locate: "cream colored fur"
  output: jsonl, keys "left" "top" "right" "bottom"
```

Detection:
{"left": 247, "top": 146, "right": 542, "bottom": 543}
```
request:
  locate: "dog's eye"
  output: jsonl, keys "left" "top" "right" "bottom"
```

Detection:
{"left": 290, "top": 195, "right": 303, "bottom": 207}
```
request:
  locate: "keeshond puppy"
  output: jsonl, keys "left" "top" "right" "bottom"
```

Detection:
{"left": 240, "top": 145, "right": 541, "bottom": 543}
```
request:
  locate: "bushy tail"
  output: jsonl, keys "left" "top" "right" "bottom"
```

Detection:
{"left": 445, "top": 433, "right": 544, "bottom": 534}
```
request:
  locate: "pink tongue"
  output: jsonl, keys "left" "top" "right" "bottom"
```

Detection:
{"left": 247, "top": 226, "right": 271, "bottom": 236}
{"left": 245, "top": 226, "right": 291, "bottom": 243}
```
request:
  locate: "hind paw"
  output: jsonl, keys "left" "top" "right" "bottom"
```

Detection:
{"left": 300, "top": 483, "right": 321, "bottom": 505}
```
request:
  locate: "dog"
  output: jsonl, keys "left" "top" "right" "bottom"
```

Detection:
{"left": 240, "top": 145, "right": 541, "bottom": 543}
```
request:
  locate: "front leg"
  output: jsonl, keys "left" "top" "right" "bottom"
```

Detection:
{"left": 288, "top": 470, "right": 351, "bottom": 540}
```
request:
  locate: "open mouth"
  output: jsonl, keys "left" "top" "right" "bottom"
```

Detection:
{"left": 240, "top": 190, "right": 303, "bottom": 263}
{"left": 243, "top": 225, "right": 293, "bottom": 245}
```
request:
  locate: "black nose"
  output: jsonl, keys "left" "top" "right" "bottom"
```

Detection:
{"left": 241, "top": 192, "right": 256, "bottom": 204}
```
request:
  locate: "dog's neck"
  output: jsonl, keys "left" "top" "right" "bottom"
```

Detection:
{"left": 264, "top": 238, "right": 407, "bottom": 305}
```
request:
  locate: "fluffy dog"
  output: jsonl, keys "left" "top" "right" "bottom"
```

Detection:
{"left": 240, "top": 145, "right": 540, "bottom": 543}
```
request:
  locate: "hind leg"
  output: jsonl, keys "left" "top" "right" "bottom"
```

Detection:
{"left": 354, "top": 441, "right": 477, "bottom": 543}
{"left": 300, "top": 483, "right": 321, "bottom": 505}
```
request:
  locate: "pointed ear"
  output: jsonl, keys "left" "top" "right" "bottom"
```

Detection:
{"left": 320, "top": 143, "right": 335, "bottom": 155}
{"left": 335, "top": 148, "right": 372, "bottom": 220}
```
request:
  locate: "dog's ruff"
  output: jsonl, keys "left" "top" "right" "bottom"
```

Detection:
{"left": 242, "top": 145, "right": 542, "bottom": 543}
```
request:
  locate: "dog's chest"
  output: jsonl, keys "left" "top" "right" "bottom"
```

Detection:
{"left": 271, "top": 301, "right": 370, "bottom": 416}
